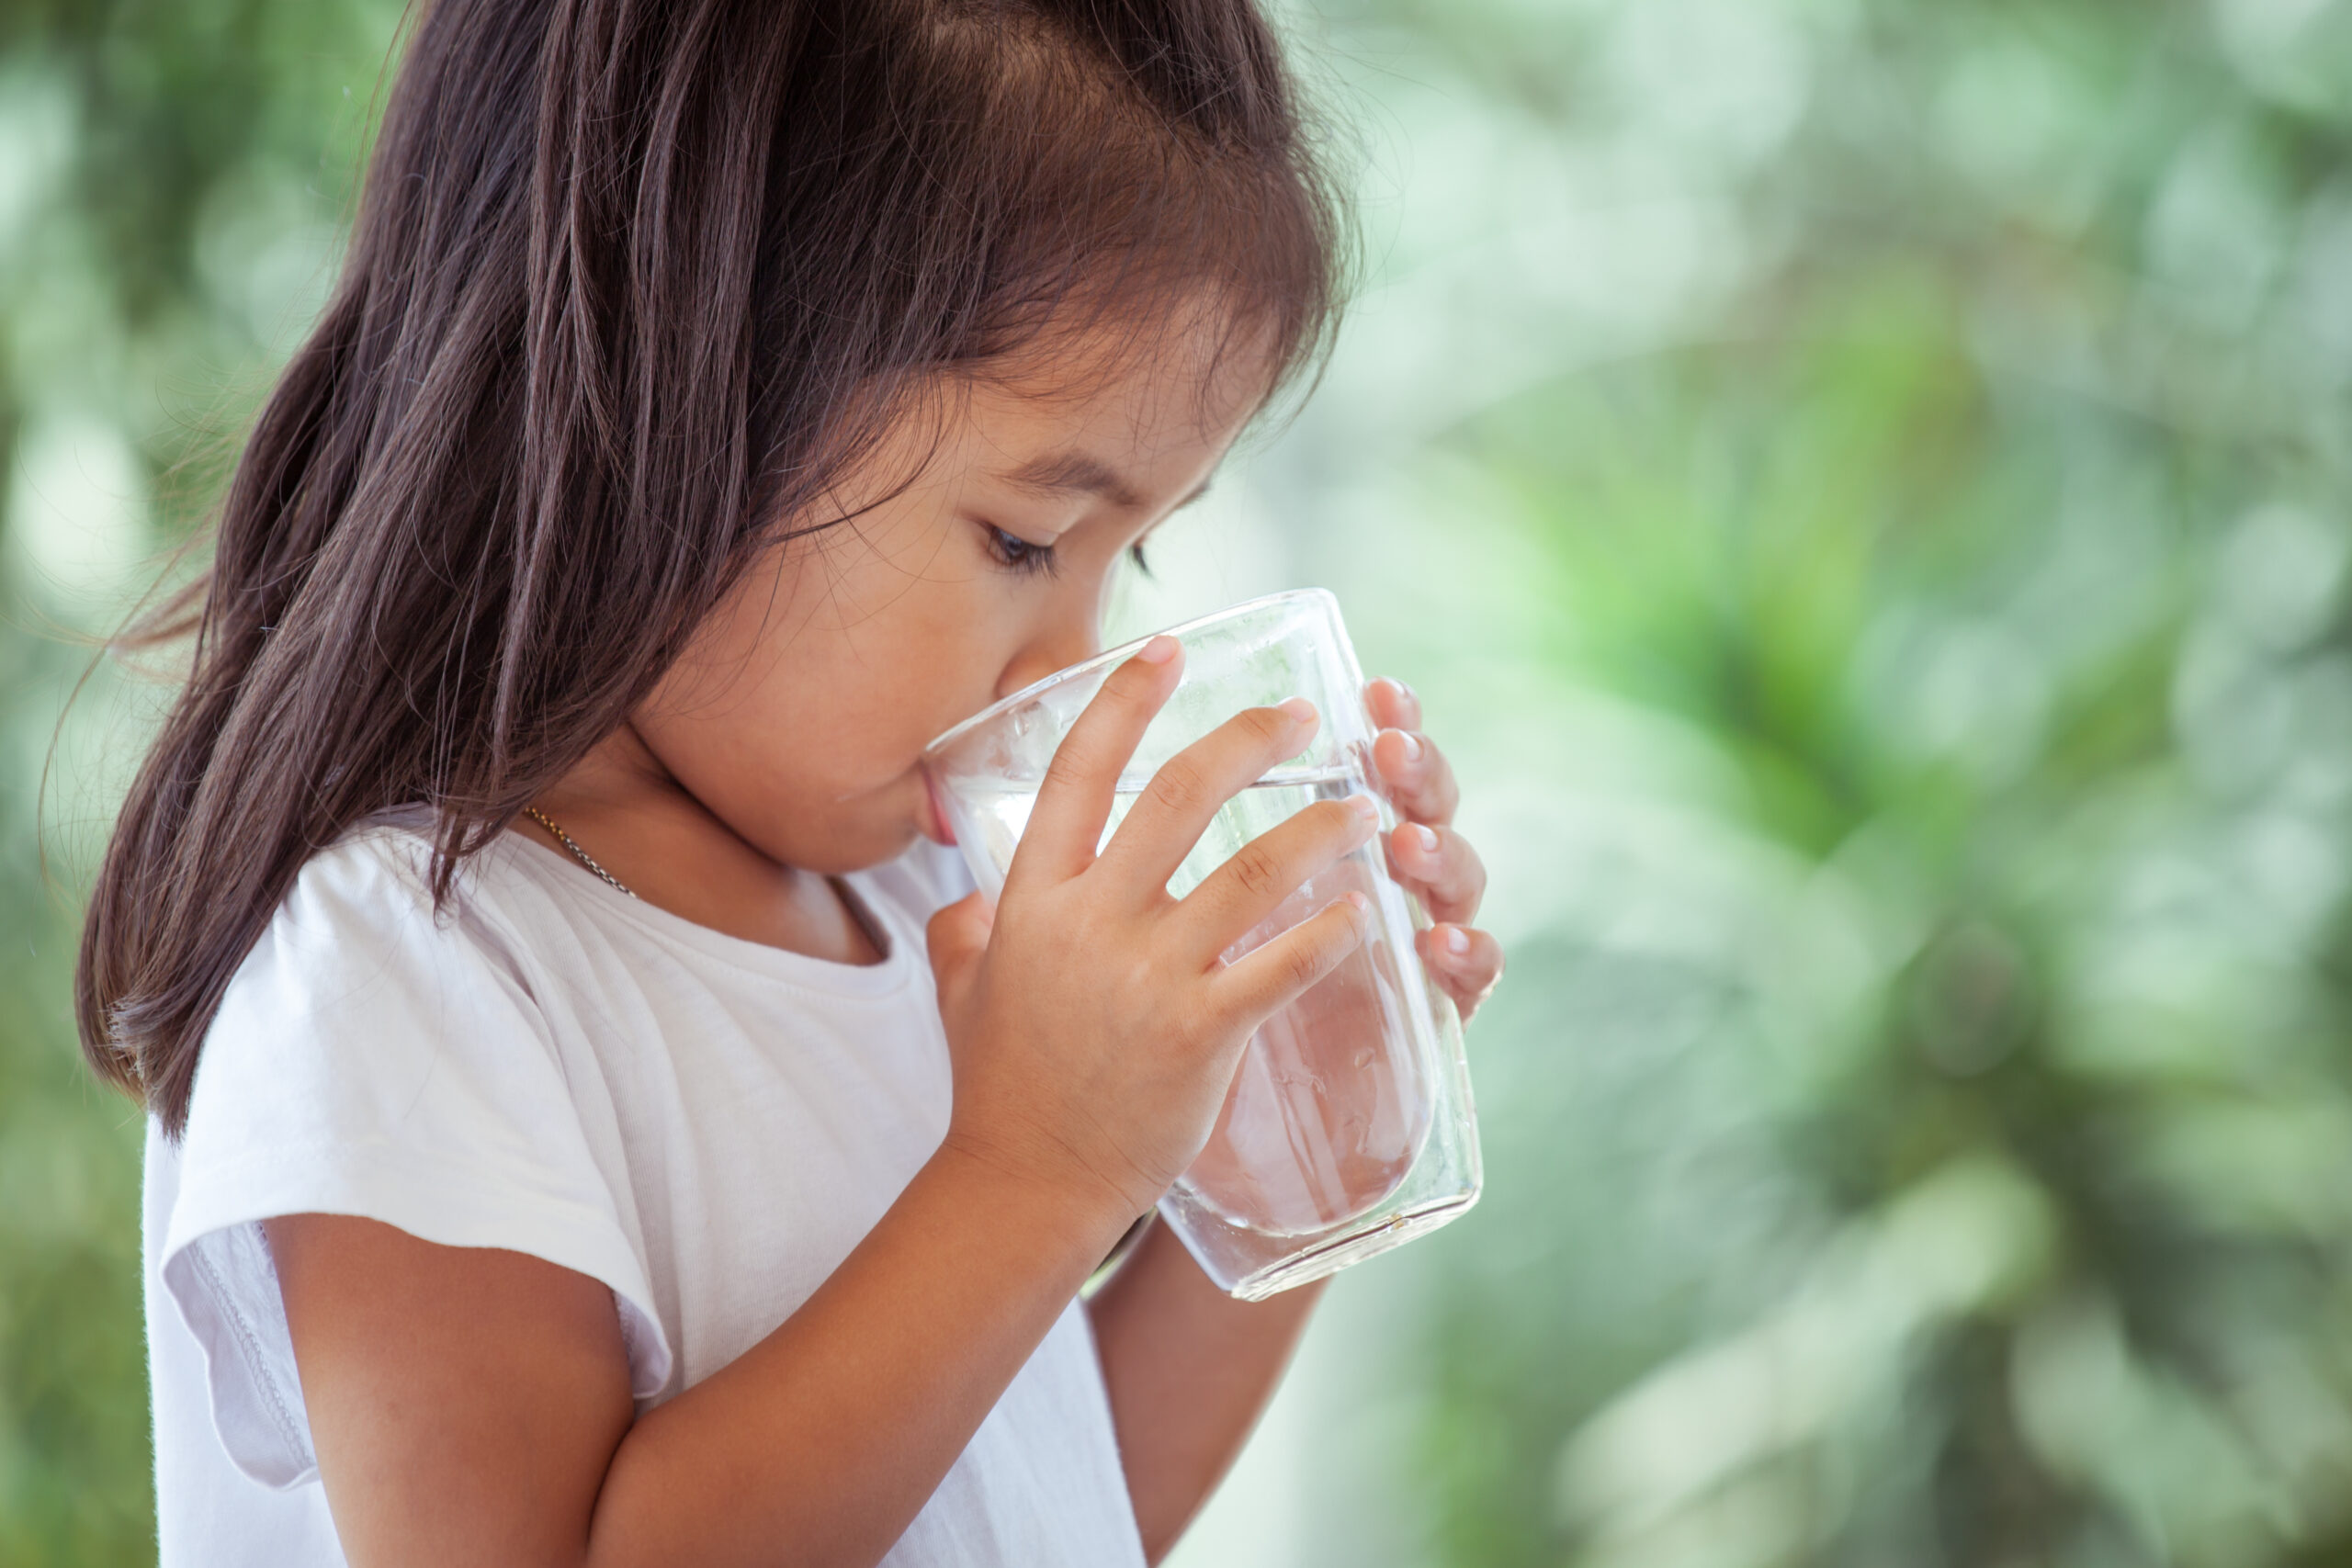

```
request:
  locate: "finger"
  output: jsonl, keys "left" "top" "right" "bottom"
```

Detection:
{"left": 1365, "top": 676, "right": 1422, "bottom": 733}
{"left": 1094, "top": 696, "right": 1321, "bottom": 897}
{"left": 1370, "top": 726, "right": 1460, "bottom": 828}
{"left": 1384, "top": 821, "right": 1487, "bottom": 927}
{"left": 1209, "top": 891, "right": 1372, "bottom": 1029}
{"left": 1416, "top": 923, "right": 1504, "bottom": 1021}
{"left": 924, "top": 891, "right": 996, "bottom": 1021}
{"left": 1170, "top": 793, "right": 1380, "bottom": 968}
{"left": 1012, "top": 636, "right": 1183, "bottom": 885}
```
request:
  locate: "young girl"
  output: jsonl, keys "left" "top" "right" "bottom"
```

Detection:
{"left": 80, "top": 2, "right": 1503, "bottom": 1563}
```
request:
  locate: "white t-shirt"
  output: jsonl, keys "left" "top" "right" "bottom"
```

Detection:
{"left": 143, "top": 807, "right": 1144, "bottom": 1567}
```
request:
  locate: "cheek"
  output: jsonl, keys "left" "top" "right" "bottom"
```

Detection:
{"left": 634, "top": 540, "right": 1016, "bottom": 834}
{"left": 642, "top": 618, "right": 930, "bottom": 807}
{"left": 633, "top": 656, "right": 938, "bottom": 873}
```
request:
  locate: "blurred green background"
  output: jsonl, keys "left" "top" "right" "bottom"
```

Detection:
{"left": 6, "top": 0, "right": 2351, "bottom": 1564}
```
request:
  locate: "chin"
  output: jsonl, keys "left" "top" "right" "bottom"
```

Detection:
{"left": 798, "top": 817, "right": 924, "bottom": 877}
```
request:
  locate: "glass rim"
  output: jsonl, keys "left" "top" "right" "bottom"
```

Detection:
{"left": 919, "top": 586, "right": 1343, "bottom": 762}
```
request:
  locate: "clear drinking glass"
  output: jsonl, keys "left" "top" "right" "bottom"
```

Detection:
{"left": 922, "top": 589, "right": 1481, "bottom": 1299}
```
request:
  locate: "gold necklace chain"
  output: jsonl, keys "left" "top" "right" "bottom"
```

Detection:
{"left": 523, "top": 806, "right": 638, "bottom": 899}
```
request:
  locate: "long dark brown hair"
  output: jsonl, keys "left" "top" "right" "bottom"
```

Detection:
{"left": 78, "top": 0, "right": 1347, "bottom": 1134}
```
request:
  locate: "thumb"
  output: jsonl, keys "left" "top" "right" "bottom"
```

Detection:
{"left": 925, "top": 890, "right": 996, "bottom": 1011}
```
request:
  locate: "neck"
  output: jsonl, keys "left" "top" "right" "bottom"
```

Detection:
{"left": 518, "top": 723, "right": 886, "bottom": 966}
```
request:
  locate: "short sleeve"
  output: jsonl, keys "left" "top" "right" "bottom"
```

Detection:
{"left": 159, "top": 828, "right": 673, "bottom": 1490}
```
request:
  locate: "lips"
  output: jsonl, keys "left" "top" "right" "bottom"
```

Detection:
{"left": 919, "top": 767, "right": 957, "bottom": 847}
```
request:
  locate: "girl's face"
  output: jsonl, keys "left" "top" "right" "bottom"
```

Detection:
{"left": 630, "top": 326, "right": 1261, "bottom": 875}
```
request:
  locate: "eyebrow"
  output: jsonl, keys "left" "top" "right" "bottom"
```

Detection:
{"left": 1001, "top": 451, "right": 1144, "bottom": 510}
{"left": 1000, "top": 450, "right": 1213, "bottom": 513}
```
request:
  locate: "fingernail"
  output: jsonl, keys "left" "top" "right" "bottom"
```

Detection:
{"left": 1136, "top": 635, "right": 1180, "bottom": 664}
{"left": 1345, "top": 794, "right": 1380, "bottom": 824}
{"left": 1344, "top": 891, "right": 1371, "bottom": 916}
{"left": 1397, "top": 731, "right": 1424, "bottom": 762}
{"left": 1280, "top": 696, "right": 1317, "bottom": 725}
{"left": 1411, "top": 823, "right": 1439, "bottom": 853}
{"left": 1443, "top": 927, "right": 1471, "bottom": 956}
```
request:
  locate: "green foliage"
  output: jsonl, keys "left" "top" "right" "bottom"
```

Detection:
{"left": 0, "top": 897, "right": 148, "bottom": 1565}
{"left": 1280, "top": 0, "right": 2352, "bottom": 1562}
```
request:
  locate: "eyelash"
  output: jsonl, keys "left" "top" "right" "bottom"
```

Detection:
{"left": 985, "top": 525, "right": 1057, "bottom": 578}
{"left": 982, "top": 525, "right": 1154, "bottom": 579}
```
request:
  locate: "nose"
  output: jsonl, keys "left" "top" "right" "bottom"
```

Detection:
{"left": 996, "top": 601, "right": 1103, "bottom": 700}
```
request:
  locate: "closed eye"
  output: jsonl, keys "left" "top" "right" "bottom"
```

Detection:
{"left": 982, "top": 523, "right": 1057, "bottom": 577}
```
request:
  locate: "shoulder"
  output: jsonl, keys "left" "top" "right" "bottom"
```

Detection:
{"left": 187, "top": 808, "right": 568, "bottom": 1156}
{"left": 274, "top": 805, "right": 515, "bottom": 944}
{"left": 173, "top": 804, "right": 663, "bottom": 1314}
{"left": 238, "top": 806, "right": 559, "bottom": 1010}
{"left": 156, "top": 810, "right": 676, "bottom": 1489}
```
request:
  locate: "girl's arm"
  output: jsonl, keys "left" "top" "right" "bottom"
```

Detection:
{"left": 1087, "top": 1223, "right": 1325, "bottom": 1562}
{"left": 268, "top": 1140, "right": 1125, "bottom": 1568}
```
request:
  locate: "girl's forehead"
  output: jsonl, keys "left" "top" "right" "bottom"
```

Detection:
{"left": 985, "top": 297, "right": 1273, "bottom": 413}
{"left": 948, "top": 365, "right": 1246, "bottom": 510}
{"left": 958, "top": 317, "right": 1270, "bottom": 462}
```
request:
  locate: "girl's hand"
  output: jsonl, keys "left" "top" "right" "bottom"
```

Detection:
{"left": 1365, "top": 677, "right": 1504, "bottom": 1021}
{"left": 926, "top": 637, "right": 1377, "bottom": 1226}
